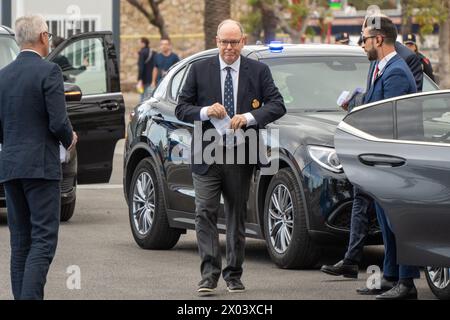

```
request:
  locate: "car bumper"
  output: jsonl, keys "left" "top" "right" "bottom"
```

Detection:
{"left": 302, "top": 160, "right": 382, "bottom": 246}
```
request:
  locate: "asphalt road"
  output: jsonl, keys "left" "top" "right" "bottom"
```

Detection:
{"left": 0, "top": 94, "right": 437, "bottom": 300}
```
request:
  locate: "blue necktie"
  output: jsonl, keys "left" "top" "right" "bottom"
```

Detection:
{"left": 224, "top": 67, "right": 235, "bottom": 118}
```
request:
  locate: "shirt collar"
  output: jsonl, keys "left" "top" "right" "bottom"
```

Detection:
{"left": 21, "top": 49, "right": 42, "bottom": 58}
{"left": 377, "top": 51, "right": 397, "bottom": 73}
{"left": 219, "top": 55, "right": 241, "bottom": 73}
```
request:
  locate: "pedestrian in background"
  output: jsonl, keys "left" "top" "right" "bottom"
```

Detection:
{"left": 403, "top": 33, "right": 435, "bottom": 82}
{"left": 155, "top": 37, "right": 180, "bottom": 85}
{"left": 137, "top": 37, "right": 156, "bottom": 102}
{"left": 0, "top": 15, "right": 77, "bottom": 300}
{"left": 334, "top": 32, "right": 350, "bottom": 45}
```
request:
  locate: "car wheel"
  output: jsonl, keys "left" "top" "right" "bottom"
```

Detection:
{"left": 425, "top": 266, "right": 450, "bottom": 300}
{"left": 129, "top": 158, "right": 181, "bottom": 249}
{"left": 60, "top": 197, "right": 76, "bottom": 222}
{"left": 264, "top": 168, "right": 321, "bottom": 269}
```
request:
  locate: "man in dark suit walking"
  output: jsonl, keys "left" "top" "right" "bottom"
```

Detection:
{"left": 321, "top": 17, "right": 424, "bottom": 285}
{"left": 0, "top": 15, "right": 77, "bottom": 300}
{"left": 176, "top": 19, "right": 285, "bottom": 294}
{"left": 359, "top": 16, "right": 420, "bottom": 300}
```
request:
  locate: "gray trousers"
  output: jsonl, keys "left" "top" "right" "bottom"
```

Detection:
{"left": 192, "top": 164, "right": 253, "bottom": 282}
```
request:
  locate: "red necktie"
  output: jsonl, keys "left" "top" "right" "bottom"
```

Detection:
{"left": 373, "top": 64, "right": 379, "bottom": 82}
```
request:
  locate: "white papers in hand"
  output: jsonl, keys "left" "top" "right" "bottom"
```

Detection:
{"left": 210, "top": 115, "right": 231, "bottom": 136}
{"left": 337, "top": 88, "right": 364, "bottom": 107}
{"left": 337, "top": 90, "right": 350, "bottom": 106}
{"left": 60, "top": 144, "right": 68, "bottom": 163}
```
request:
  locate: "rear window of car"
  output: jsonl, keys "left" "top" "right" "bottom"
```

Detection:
{"left": 262, "top": 56, "right": 370, "bottom": 112}
{"left": 0, "top": 36, "right": 19, "bottom": 70}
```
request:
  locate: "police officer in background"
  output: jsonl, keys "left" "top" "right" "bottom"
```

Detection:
{"left": 335, "top": 32, "right": 350, "bottom": 45}
{"left": 403, "top": 33, "right": 435, "bottom": 82}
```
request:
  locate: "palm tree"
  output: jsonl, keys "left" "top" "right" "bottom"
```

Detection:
{"left": 204, "top": 0, "right": 231, "bottom": 49}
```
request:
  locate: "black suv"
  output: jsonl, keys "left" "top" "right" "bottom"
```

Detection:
{"left": 0, "top": 25, "right": 125, "bottom": 221}
{"left": 123, "top": 44, "right": 437, "bottom": 269}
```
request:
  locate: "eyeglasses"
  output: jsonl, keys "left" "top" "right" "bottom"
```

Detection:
{"left": 361, "top": 35, "right": 376, "bottom": 44}
{"left": 361, "top": 33, "right": 385, "bottom": 44}
{"left": 43, "top": 32, "right": 53, "bottom": 41}
{"left": 218, "top": 38, "right": 242, "bottom": 48}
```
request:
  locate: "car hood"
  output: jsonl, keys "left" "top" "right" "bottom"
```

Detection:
{"left": 271, "top": 112, "right": 346, "bottom": 148}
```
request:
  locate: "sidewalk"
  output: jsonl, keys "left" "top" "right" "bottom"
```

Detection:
{"left": 122, "top": 91, "right": 141, "bottom": 114}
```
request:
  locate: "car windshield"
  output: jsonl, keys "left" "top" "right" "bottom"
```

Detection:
{"left": 263, "top": 56, "right": 370, "bottom": 112}
{"left": 263, "top": 55, "right": 439, "bottom": 113}
{"left": 0, "top": 36, "right": 19, "bottom": 70}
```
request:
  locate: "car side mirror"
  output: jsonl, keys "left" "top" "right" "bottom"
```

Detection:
{"left": 64, "top": 84, "right": 82, "bottom": 102}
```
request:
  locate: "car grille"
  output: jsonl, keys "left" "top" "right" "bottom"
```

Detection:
{"left": 327, "top": 202, "right": 380, "bottom": 233}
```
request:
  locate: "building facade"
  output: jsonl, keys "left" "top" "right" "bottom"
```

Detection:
{"left": 1, "top": 0, "right": 120, "bottom": 60}
{"left": 120, "top": 0, "right": 250, "bottom": 90}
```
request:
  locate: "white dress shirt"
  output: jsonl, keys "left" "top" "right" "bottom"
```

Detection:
{"left": 21, "top": 49, "right": 42, "bottom": 57}
{"left": 200, "top": 56, "right": 256, "bottom": 126}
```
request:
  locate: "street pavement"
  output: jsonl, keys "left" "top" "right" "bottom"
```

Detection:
{"left": 0, "top": 93, "right": 437, "bottom": 300}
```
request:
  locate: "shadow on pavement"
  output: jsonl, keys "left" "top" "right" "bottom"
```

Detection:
{"left": 0, "top": 212, "right": 7, "bottom": 226}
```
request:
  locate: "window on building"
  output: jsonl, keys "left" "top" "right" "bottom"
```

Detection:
{"left": 46, "top": 17, "right": 99, "bottom": 40}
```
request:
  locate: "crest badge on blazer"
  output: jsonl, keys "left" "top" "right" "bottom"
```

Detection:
{"left": 252, "top": 99, "right": 260, "bottom": 109}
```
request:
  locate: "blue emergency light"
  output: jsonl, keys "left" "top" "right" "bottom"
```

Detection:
{"left": 269, "top": 41, "right": 284, "bottom": 53}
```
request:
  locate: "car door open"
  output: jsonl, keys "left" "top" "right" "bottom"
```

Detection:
{"left": 335, "top": 91, "right": 450, "bottom": 268}
{"left": 47, "top": 31, "right": 125, "bottom": 184}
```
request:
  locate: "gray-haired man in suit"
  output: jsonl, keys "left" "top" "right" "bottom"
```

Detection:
{"left": 0, "top": 15, "right": 77, "bottom": 300}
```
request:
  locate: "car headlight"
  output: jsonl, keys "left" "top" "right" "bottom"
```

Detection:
{"left": 307, "top": 146, "right": 343, "bottom": 173}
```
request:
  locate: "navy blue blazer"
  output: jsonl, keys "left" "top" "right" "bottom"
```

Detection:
{"left": 364, "top": 53, "right": 417, "bottom": 104}
{"left": 0, "top": 51, "right": 73, "bottom": 182}
{"left": 175, "top": 55, "right": 286, "bottom": 174}
{"left": 366, "top": 42, "right": 423, "bottom": 93}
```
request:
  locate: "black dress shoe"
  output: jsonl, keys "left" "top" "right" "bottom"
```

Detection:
{"left": 356, "top": 278, "right": 397, "bottom": 295}
{"left": 226, "top": 279, "right": 246, "bottom": 293}
{"left": 320, "top": 260, "right": 358, "bottom": 279}
{"left": 197, "top": 279, "right": 218, "bottom": 295}
{"left": 376, "top": 283, "right": 418, "bottom": 300}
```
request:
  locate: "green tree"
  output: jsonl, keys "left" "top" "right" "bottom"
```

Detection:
{"left": 243, "top": 0, "right": 316, "bottom": 44}
{"left": 402, "top": 0, "right": 447, "bottom": 36}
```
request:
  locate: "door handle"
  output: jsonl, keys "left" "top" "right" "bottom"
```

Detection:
{"left": 99, "top": 101, "right": 120, "bottom": 111}
{"left": 358, "top": 154, "right": 406, "bottom": 167}
{"left": 151, "top": 114, "right": 165, "bottom": 122}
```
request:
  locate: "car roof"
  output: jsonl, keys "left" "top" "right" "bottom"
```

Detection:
{"left": 185, "top": 43, "right": 366, "bottom": 62}
{"left": 243, "top": 43, "right": 366, "bottom": 58}
{"left": 0, "top": 25, "right": 14, "bottom": 36}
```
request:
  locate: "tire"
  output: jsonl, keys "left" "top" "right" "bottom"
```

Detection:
{"left": 128, "top": 158, "right": 181, "bottom": 249}
{"left": 60, "top": 198, "right": 76, "bottom": 222}
{"left": 425, "top": 267, "right": 450, "bottom": 300}
{"left": 263, "top": 168, "right": 321, "bottom": 269}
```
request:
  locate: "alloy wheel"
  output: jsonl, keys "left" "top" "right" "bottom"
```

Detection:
{"left": 268, "top": 184, "right": 294, "bottom": 254}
